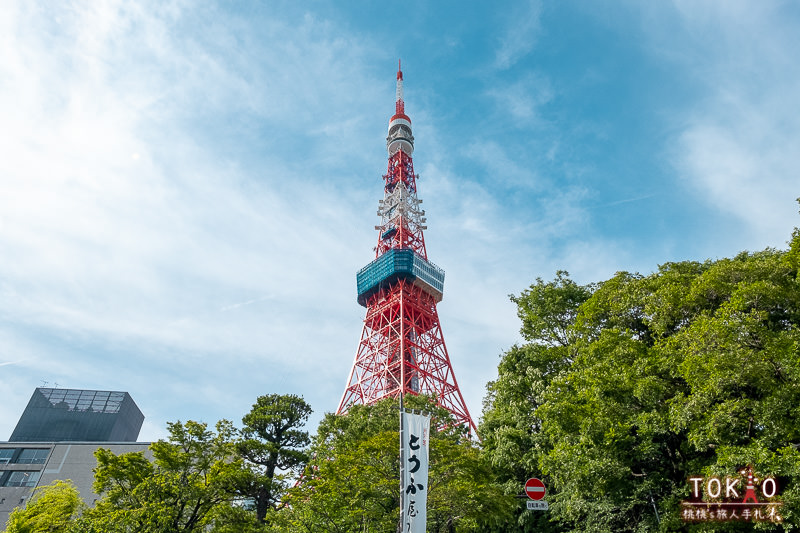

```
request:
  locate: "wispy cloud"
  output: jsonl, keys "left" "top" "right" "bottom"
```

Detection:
{"left": 0, "top": 1, "right": 375, "bottom": 348}
{"left": 494, "top": 0, "right": 543, "bottom": 70}
{"left": 589, "top": 194, "right": 658, "bottom": 209}
{"left": 220, "top": 296, "right": 272, "bottom": 313}
{"left": 0, "top": 1, "right": 387, "bottom": 437}
{"left": 654, "top": 2, "right": 800, "bottom": 248}
{"left": 486, "top": 73, "right": 553, "bottom": 124}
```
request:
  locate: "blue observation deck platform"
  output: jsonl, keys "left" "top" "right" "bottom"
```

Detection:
{"left": 356, "top": 248, "right": 444, "bottom": 307}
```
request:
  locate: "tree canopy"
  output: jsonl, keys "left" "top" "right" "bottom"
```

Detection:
{"left": 82, "top": 419, "right": 245, "bottom": 533}
{"left": 4, "top": 480, "right": 84, "bottom": 533}
{"left": 235, "top": 393, "right": 312, "bottom": 523}
{"left": 481, "top": 226, "right": 800, "bottom": 531}
{"left": 280, "top": 395, "right": 515, "bottom": 533}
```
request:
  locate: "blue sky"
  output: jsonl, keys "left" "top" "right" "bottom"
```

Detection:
{"left": 2, "top": 1, "right": 799, "bottom": 441}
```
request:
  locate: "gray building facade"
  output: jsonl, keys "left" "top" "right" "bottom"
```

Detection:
{"left": 0, "top": 441, "right": 151, "bottom": 526}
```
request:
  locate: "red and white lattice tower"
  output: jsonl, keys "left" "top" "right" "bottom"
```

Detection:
{"left": 337, "top": 62, "right": 476, "bottom": 433}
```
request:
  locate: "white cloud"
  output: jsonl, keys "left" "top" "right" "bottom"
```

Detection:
{"left": 677, "top": 117, "right": 799, "bottom": 244}
{"left": 494, "top": 0, "right": 543, "bottom": 70}
{"left": 486, "top": 73, "right": 553, "bottom": 124}
{"left": 658, "top": 2, "right": 800, "bottom": 249}
{"left": 0, "top": 1, "right": 390, "bottom": 439}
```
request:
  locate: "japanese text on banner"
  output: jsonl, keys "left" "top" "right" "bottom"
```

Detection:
{"left": 402, "top": 412, "right": 430, "bottom": 533}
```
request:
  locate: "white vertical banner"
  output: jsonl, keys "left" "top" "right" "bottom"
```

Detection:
{"left": 401, "top": 411, "right": 430, "bottom": 533}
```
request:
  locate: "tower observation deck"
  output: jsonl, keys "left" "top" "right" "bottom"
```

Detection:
{"left": 337, "top": 63, "right": 476, "bottom": 433}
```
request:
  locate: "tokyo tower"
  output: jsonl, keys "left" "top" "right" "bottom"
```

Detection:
{"left": 337, "top": 63, "right": 476, "bottom": 433}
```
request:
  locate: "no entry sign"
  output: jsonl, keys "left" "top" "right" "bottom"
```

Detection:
{"left": 525, "top": 478, "right": 546, "bottom": 501}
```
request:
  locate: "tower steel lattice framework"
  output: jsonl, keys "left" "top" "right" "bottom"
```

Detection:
{"left": 337, "top": 63, "right": 476, "bottom": 433}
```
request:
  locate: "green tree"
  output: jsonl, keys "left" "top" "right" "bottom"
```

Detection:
{"left": 480, "top": 273, "right": 593, "bottom": 532}
{"left": 4, "top": 480, "right": 84, "bottom": 533}
{"left": 80, "top": 420, "right": 247, "bottom": 533}
{"left": 281, "top": 396, "right": 514, "bottom": 532}
{"left": 483, "top": 241, "right": 800, "bottom": 531}
{"left": 235, "top": 394, "right": 311, "bottom": 523}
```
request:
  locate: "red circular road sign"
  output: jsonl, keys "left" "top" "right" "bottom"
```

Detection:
{"left": 525, "top": 478, "right": 546, "bottom": 501}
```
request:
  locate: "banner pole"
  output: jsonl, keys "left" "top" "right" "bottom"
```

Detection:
{"left": 399, "top": 392, "right": 405, "bottom": 533}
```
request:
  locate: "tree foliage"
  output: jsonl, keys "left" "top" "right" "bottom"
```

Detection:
{"left": 235, "top": 393, "right": 311, "bottom": 523}
{"left": 71, "top": 394, "right": 312, "bottom": 532}
{"left": 481, "top": 274, "right": 593, "bottom": 532}
{"left": 4, "top": 480, "right": 84, "bottom": 533}
{"left": 281, "top": 395, "right": 515, "bottom": 532}
{"left": 482, "top": 224, "right": 800, "bottom": 531}
{"left": 80, "top": 420, "right": 248, "bottom": 533}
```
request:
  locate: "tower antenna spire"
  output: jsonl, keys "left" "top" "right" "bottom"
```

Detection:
{"left": 395, "top": 59, "right": 405, "bottom": 116}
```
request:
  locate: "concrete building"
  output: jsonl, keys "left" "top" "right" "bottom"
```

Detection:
{"left": 0, "top": 388, "right": 150, "bottom": 527}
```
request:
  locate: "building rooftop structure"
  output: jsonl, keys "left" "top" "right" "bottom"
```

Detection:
{"left": 9, "top": 388, "right": 144, "bottom": 443}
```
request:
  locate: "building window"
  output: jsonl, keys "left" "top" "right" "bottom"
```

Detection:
{"left": 3, "top": 471, "right": 40, "bottom": 487}
{"left": 15, "top": 449, "right": 49, "bottom": 465}
{"left": 39, "top": 388, "right": 124, "bottom": 414}
{"left": 0, "top": 449, "right": 15, "bottom": 465}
